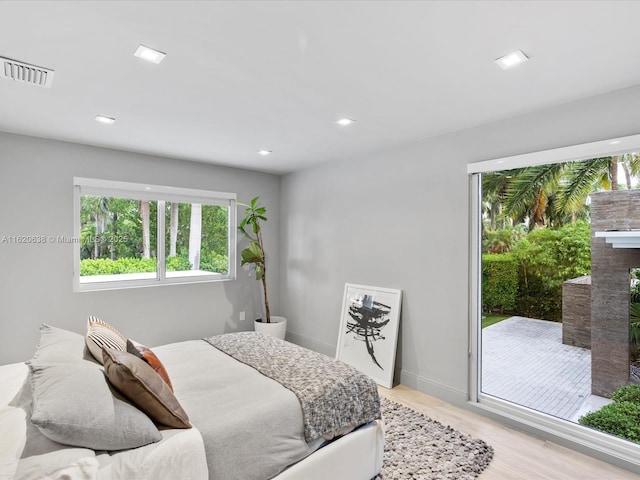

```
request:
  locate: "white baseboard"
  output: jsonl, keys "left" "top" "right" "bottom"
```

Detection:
{"left": 399, "top": 369, "right": 468, "bottom": 406}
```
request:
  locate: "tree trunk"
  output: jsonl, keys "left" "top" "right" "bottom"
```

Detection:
{"left": 257, "top": 229, "right": 271, "bottom": 323}
{"left": 610, "top": 156, "right": 619, "bottom": 191}
{"left": 110, "top": 212, "right": 118, "bottom": 260}
{"left": 188, "top": 203, "right": 202, "bottom": 270}
{"left": 623, "top": 161, "right": 632, "bottom": 190}
{"left": 169, "top": 202, "right": 179, "bottom": 256}
{"left": 140, "top": 200, "right": 151, "bottom": 259}
{"left": 94, "top": 214, "right": 100, "bottom": 259}
{"left": 532, "top": 189, "right": 546, "bottom": 228}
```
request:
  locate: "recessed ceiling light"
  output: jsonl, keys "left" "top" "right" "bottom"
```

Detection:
{"left": 258, "top": 150, "right": 272, "bottom": 156}
{"left": 610, "top": 140, "right": 621, "bottom": 145}
{"left": 95, "top": 115, "right": 115, "bottom": 125}
{"left": 133, "top": 45, "right": 166, "bottom": 64}
{"left": 494, "top": 50, "right": 529, "bottom": 70}
{"left": 336, "top": 118, "right": 355, "bottom": 126}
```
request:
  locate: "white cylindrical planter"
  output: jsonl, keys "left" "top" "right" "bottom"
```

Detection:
{"left": 254, "top": 316, "right": 287, "bottom": 340}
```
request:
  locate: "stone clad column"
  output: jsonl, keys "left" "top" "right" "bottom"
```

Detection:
{"left": 562, "top": 275, "right": 591, "bottom": 349}
{"left": 590, "top": 191, "right": 640, "bottom": 397}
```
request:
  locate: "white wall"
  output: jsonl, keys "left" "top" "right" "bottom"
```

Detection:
{"left": 0, "top": 132, "right": 280, "bottom": 364}
{"left": 280, "top": 83, "right": 640, "bottom": 404}
{"left": 5, "top": 81, "right": 640, "bottom": 389}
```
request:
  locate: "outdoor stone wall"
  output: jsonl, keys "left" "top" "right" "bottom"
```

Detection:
{"left": 562, "top": 275, "right": 591, "bottom": 349}
{"left": 591, "top": 191, "right": 640, "bottom": 397}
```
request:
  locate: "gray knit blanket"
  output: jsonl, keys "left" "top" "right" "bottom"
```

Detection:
{"left": 204, "top": 332, "right": 380, "bottom": 442}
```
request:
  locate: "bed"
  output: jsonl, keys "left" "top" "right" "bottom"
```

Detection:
{"left": 0, "top": 324, "right": 384, "bottom": 480}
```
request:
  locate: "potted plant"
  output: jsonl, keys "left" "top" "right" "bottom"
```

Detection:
{"left": 238, "top": 196, "right": 287, "bottom": 339}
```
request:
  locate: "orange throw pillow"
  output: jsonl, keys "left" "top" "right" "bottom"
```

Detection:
{"left": 126, "top": 339, "right": 174, "bottom": 391}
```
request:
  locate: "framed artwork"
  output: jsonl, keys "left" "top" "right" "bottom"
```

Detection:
{"left": 336, "top": 283, "right": 402, "bottom": 388}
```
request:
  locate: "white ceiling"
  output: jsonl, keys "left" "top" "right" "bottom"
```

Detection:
{"left": 2, "top": 1, "right": 640, "bottom": 174}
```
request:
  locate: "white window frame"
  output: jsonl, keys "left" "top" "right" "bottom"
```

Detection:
{"left": 467, "top": 133, "right": 640, "bottom": 470}
{"left": 73, "top": 177, "right": 237, "bottom": 292}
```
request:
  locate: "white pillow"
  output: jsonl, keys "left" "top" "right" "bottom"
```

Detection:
{"left": 29, "top": 361, "right": 162, "bottom": 450}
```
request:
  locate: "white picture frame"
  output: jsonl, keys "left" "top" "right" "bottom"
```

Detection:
{"left": 336, "top": 283, "right": 402, "bottom": 388}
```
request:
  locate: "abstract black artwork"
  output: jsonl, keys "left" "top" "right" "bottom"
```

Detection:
{"left": 346, "top": 294, "right": 391, "bottom": 370}
{"left": 336, "top": 284, "right": 402, "bottom": 388}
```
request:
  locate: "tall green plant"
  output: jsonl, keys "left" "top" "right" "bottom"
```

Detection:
{"left": 482, "top": 253, "right": 518, "bottom": 313}
{"left": 630, "top": 303, "right": 640, "bottom": 361}
{"left": 238, "top": 197, "right": 271, "bottom": 323}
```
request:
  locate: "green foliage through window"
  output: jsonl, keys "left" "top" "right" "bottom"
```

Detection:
{"left": 482, "top": 254, "right": 518, "bottom": 314}
{"left": 79, "top": 196, "right": 229, "bottom": 276}
{"left": 611, "top": 384, "right": 640, "bottom": 404}
{"left": 579, "top": 384, "right": 640, "bottom": 444}
{"left": 482, "top": 221, "right": 591, "bottom": 321}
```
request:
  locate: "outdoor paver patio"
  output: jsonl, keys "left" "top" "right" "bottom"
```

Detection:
{"left": 482, "top": 316, "right": 591, "bottom": 420}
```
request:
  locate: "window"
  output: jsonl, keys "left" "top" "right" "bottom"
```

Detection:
{"left": 467, "top": 133, "right": 640, "bottom": 468}
{"left": 73, "top": 177, "right": 236, "bottom": 291}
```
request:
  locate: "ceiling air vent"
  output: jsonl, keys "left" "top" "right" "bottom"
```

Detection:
{"left": 0, "top": 56, "right": 54, "bottom": 88}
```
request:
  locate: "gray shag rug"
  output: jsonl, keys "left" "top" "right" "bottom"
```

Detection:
{"left": 375, "top": 397, "right": 494, "bottom": 480}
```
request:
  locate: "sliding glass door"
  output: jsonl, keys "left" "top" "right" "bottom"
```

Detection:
{"left": 469, "top": 135, "right": 640, "bottom": 468}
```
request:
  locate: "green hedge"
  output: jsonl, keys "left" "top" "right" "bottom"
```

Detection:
{"left": 514, "top": 294, "right": 562, "bottom": 323}
{"left": 166, "top": 256, "right": 192, "bottom": 272}
{"left": 579, "top": 384, "right": 640, "bottom": 444}
{"left": 81, "top": 256, "right": 192, "bottom": 276}
{"left": 80, "top": 257, "right": 157, "bottom": 275}
{"left": 482, "top": 253, "right": 518, "bottom": 314}
{"left": 482, "top": 221, "right": 591, "bottom": 321}
{"left": 611, "top": 384, "right": 640, "bottom": 404}
{"left": 200, "top": 251, "right": 228, "bottom": 274}
{"left": 512, "top": 221, "right": 590, "bottom": 321}
{"left": 80, "top": 254, "right": 229, "bottom": 276}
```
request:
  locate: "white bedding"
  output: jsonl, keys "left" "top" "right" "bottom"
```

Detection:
{"left": 0, "top": 338, "right": 384, "bottom": 480}
{"left": 0, "top": 362, "right": 208, "bottom": 480}
{"left": 154, "top": 340, "right": 313, "bottom": 480}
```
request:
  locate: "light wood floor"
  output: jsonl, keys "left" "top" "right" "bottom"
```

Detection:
{"left": 379, "top": 385, "right": 640, "bottom": 480}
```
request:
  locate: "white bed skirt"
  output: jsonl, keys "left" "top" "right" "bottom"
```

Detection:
{"left": 275, "top": 419, "right": 384, "bottom": 480}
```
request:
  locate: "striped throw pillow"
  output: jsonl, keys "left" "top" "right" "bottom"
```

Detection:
{"left": 86, "top": 316, "right": 127, "bottom": 364}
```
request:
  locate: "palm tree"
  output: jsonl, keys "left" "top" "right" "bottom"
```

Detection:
{"left": 94, "top": 196, "right": 109, "bottom": 258}
{"left": 555, "top": 157, "right": 613, "bottom": 220}
{"left": 188, "top": 203, "right": 202, "bottom": 270}
{"left": 483, "top": 226, "right": 524, "bottom": 254}
{"left": 620, "top": 153, "right": 640, "bottom": 189}
{"left": 139, "top": 200, "right": 151, "bottom": 259}
{"left": 110, "top": 209, "right": 118, "bottom": 260}
{"left": 489, "top": 155, "right": 634, "bottom": 230}
{"left": 169, "top": 202, "right": 179, "bottom": 257}
{"left": 501, "top": 163, "right": 564, "bottom": 230}
{"left": 482, "top": 171, "right": 514, "bottom": 230}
